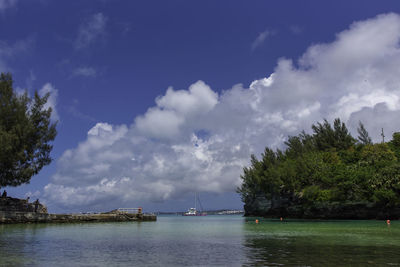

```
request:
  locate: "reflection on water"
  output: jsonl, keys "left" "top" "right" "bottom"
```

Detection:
{"left": 0, "top": 217, "right": 246, "bottom": 266}
{"left": 242, "top": 218, "right": 400, "bottom": 266}
{"left": 0, "top": 216, "right": 400, "bottom": 266}
{"left": 243, "top": 234, "right": 399, "bottom": 266}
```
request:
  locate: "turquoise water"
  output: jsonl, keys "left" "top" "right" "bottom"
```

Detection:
{"left": 0, "top": 215, "right": 399, "bottom": 266}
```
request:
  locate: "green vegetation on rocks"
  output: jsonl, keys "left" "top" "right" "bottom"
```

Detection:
{"left": 237, "top": 118, "right": 400, "bottom": 219}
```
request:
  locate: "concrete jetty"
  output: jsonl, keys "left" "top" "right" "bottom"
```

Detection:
{"left": 0, "top": 197, "right": 156, "bottom": 224}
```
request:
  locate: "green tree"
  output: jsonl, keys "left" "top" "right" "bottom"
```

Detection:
{"left": 284, "top": 131, "right": 314, "bottom": 158}
{"left": 0, "top": 73, "right": 57, "bottom": 188}
{"left": 238, "top": 117, "right": 400, "bottom": 218}
{"left": 357, "top": 121, "right": 372, "bottom": 145}
{"left": 360, "top": 143, "right": 396, "bottom": 168}
{"left": 312, "top": 118, "right": 356, "bottom": 151}
{"left": 388, "top": 132, "right": 400, "bottom": 159}
{"left": 392, "top": 132, "right": 400, "bottom": 147}
{"left": 237, "top": 154, "right": 261, "bottom": 202}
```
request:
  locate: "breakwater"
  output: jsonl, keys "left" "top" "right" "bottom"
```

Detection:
{"left": 0, "top": 196, "right": 156, "bottom": 224}
{"left": 0, "top": 211, "right": 156, "bottom": 223}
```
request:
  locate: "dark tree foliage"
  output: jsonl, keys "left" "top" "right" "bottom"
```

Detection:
{"left": 0, "top": 73, "right": 57, "bottom": 188}
{"left": 389, "top": 132, "right": 400, "bottom": 159}
{"left": 357, "top": 121, "right": 372, "bottom": 145}
{"left": 311, "top": 118, "right": 356, "bottom": 151}
{"left": 392, "top": 132, "right": 400, "bottom": 147}
{"left": 238, "top": 118, "right": 400, "bottom": 210}
{"left": 284, "top": 131, "right": 314, "bottom": 158}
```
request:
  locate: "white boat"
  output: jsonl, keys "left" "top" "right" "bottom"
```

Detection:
{"left": 183, "top": 193, "right": 207, "bottom": 216}
{"left": 184, "top": 207, "right": 198, "bottom": 216}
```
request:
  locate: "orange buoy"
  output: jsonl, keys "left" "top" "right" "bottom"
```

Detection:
{"left": 387, "top": 219, "right": 391, "bottom": 225}
{"left": 255, "top": 219, "right": 259, "bottom": 224}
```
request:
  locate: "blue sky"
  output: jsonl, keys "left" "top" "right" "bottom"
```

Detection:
{"left": 2, "top": 0, "right": 400, "bottom": 213}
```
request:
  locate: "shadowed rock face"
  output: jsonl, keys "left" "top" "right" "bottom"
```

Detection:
{"left": 0, "top": 196, "right": 47, "bottom": 213}
{"left": 244, "top": 194, "right": 400, "bottom": 220}
{"left": 244, "top": 195, "right": 271, "bottom": 217}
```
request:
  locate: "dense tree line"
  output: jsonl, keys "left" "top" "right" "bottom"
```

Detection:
{"left": 237, "top": 119, "right": 400, "bottom": 213}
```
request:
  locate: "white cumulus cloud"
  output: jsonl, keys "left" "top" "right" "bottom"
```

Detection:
{"left": 135, "top": 81, "right": 218, "bottom": 139}
{"left": 44, "top": 13, "right": 400, "bottom": 211}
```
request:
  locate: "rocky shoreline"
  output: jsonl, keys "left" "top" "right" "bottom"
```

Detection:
{"left": 0, "top": 196, "right": 156, "bottom": 224}
{"left": 244, "top": 194, "right": 400, "bottom": 220}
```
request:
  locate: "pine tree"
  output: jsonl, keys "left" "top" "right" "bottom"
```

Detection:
{"left": 357, "top": 121, "right": 372, "bottom": 145}
{"left": 0, "top": 73, "right": 57, "bottom": 188}
{"left": 312, "top": 118, "right": 355, "bottom": 151}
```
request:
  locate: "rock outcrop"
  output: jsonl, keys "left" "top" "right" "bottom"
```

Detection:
{"left": 244, "top": 194, "right": 400, "bottom": 219}
{"left": 0, "top": 196, "right": 47, "bottom": 213}
{"left": 0, "top": 196, "right": 156, "bottom": 223}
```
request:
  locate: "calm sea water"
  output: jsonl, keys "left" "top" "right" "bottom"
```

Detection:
{"left": 0, "top": 215, "right": 399, "bottom": 266}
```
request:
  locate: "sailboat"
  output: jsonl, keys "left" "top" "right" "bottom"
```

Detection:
{"left": 183, "top": 192, "right": 207, "bottom": 216}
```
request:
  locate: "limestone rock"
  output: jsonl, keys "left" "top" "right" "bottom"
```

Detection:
{"left": 0, "top": 196, "right": 48, "bottom": 214}
{"left": 244, "top": 194, "right": 400, "bottom": 219}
